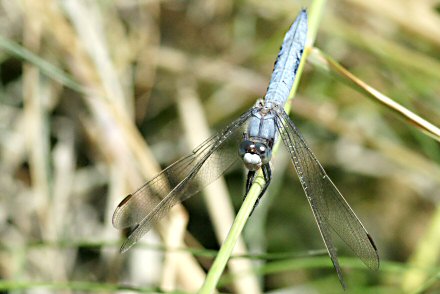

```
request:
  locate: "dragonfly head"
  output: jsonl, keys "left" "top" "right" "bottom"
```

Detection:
{"left": 239, "top": 140, "right": 272, "bottom": 171}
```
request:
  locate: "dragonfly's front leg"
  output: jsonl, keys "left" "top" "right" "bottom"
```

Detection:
{"left": 245, "top": 163, "right": 272, "bottom": 216}
{"left": 245, "top": 170, "right": 256, "bottom": 196}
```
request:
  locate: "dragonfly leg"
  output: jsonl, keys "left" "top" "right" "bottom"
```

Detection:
{"left": 245, "top": 170, "right": 256, "bottom": 197}
{"left": 249, "top": 163, "right": 272, "bottom": 216}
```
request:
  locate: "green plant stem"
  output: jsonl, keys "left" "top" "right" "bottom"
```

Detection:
{"left": 198, "top": 1, "right": 325, "bottom": 293}
{"left": 198, "top": 175, "right": 265, "bottom": 293}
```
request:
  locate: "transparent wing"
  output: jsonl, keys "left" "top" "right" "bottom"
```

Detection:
{"left": 275, "top": 108, "right": 379, "bottom": 288}
{"left": 113, "top": 108, "right": 253, "bottom": 252}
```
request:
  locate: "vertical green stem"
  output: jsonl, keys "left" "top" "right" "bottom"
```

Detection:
{"left": 198, "top": 175, "right": 265, "bottom": 293}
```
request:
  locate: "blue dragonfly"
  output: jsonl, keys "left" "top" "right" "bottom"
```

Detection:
{"left": 113, "top": 9, "right": 379, "bottom": 288}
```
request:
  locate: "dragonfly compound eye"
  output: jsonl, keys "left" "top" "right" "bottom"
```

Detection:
{"left": 239, "top": 140, "right": 256, "bottom": 157}
{"left": 255, "top": 142, "right": 272, "bottom": 164}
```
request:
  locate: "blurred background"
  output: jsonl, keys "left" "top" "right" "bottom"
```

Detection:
{"left": 1, "top": 0, "right": 440, "bottom": 293}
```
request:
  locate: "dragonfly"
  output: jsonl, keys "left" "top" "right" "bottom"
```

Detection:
{"left": 112, "top": 9, "right": 379, "bottom": 288}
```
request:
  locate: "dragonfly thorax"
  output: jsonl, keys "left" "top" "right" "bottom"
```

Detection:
{"left": 238, "top": 139, "right": 272, "bottom": 171}
{"left": 248, "top": 108, "right": 277, "bottom": 139}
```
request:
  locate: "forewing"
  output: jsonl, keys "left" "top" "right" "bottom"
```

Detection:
{"left": 275, "top": 108, "right": 379, "bottom": 286}
{"left": 112, "top": 108, "right": 253, "bottom": 252}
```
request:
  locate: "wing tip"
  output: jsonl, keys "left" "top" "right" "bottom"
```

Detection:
{"left": 367, "top": 233, "right": 380, "bottom": 270}
{"left": 120, "top": 241, "right": 133, "bottom": 254}
{"left": 112, "top": 194, "right": 133, "bottom": 228}
{"left": 329, "top": 253, "right": 347, "bottom": 290}
{"left": 118, "top": 223, "right": 142, "bottom": 253}
{"left": 117, "top": 193, "right": 133, "bottom": 208}
{"left": 119, "top": 231, "right": 138, "bottom": 253}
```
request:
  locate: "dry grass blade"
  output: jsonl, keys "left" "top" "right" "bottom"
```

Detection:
{"left": 309, "top": 47, "right": 440, "bottom": 142}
